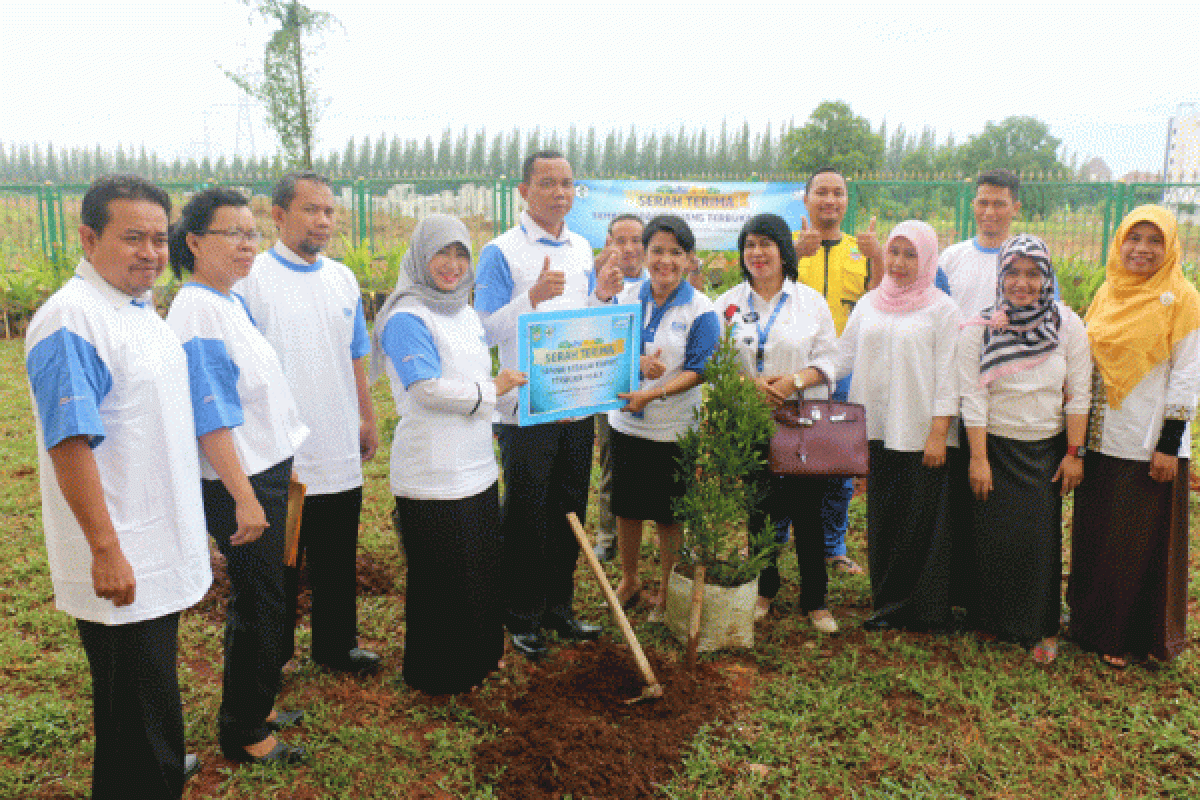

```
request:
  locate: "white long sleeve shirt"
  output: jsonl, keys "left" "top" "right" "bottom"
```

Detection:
{"left": 1088, "top": 329, "right": 1200, "bottom": 461}
{"left": 716, "top": 279, "right": 838, "bottom": 398}
{"left": 958, "top": 303, "right": 1091, "bottom": 441}
{"left": 834, "top": 291, "right": 962, "bottom": 451}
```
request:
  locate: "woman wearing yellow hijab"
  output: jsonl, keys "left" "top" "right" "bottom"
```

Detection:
{"left": 1069, "top": 205, "right": 1200, "bottom": 667}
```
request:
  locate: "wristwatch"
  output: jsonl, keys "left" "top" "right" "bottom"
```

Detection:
{"left": 1066, "top": 445, "right": 1087, "bottom": 458}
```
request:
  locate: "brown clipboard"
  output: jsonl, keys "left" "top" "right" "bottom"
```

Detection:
{"left": 284, "top": 477, "right": 306, "bottom": 567}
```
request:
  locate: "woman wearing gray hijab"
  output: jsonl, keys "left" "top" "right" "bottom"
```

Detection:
{"left": 372, "top": 214, "right": 526, "bottom": 694}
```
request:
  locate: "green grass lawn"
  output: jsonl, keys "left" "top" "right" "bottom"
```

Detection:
{"left": 3, "top": 334, "right": 1200, "bottom": 799}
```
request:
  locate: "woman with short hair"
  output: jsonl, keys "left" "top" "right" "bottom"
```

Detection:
{"left": 167, "top": 187, "right": 308, "bottom": 765}
{"left": 611, "top": 215, "right": 720, "bottom": 614}
{"left": 716, "top": 213, "right": 840, "bottom": 632}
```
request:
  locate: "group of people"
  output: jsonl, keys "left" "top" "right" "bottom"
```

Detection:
{"left": 23, "top": 155, "right": 1197, "bottom": 800}
{"left": 26, "top": 172, "right": 382, "bottom": 797}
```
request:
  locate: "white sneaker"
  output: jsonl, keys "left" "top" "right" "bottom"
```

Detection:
{"left": 809, "top": 610, "right": 838, "bottom": 634}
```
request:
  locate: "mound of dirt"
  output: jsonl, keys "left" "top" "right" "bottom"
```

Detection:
{"left": 471, "top": 639, "right": 736, "bottom": 800}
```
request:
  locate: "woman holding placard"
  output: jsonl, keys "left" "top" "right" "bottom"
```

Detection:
{"left": 611, "top": 215, "right": 720, "bottom": 615}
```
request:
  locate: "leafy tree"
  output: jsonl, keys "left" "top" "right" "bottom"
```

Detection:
{"left": 781, "top": 101, "right": 883, "bottom": 177}
{"left": 956, "top": 115, "right": 1065, "bottom": 177}
{"left": 226, "top": 0, "right": 338, "bottom": 168}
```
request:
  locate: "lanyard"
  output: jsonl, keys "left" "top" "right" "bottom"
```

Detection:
{"left": 747, "top": 290, "right": 788, "bottom": 373}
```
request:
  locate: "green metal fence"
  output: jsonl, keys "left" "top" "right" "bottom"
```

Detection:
{"left": 846, "top": 180, "right": 1200, "bottom": 271}
{"left": 4, "top": 178, "right": 1198, "bottom": 272}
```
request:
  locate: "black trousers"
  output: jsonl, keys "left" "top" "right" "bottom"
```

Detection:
{"left": 203, "top": 458, "right": 291, "bottom": 748}
{"left": 283, "top": 486, "right": 363, "bottom": 666}
{"left": 752, "top": 473, "right": 837, "bottom": 612}
{"left": 76, "top": 613, "right": 184, "bottom": 800}
{"left": 495, "top": 419, "right": 594, "bottom": 633}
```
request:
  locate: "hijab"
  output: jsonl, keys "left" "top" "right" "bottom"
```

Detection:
{"left": 1085, "top": 205, "right": 1200, "bottom": 410}
{"left": 971, "top": 234, "right": 1062, "bottom": 385}
{"left": 368, "top": 214, "right": 474, "bottom": 384}
{"left": 870, "top": 219, "right": 940, "bottom": 314}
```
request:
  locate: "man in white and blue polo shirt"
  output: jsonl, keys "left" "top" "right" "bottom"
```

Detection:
{"left": 238, "top": 172, "right": 381, "bottom": 676}
{"left": 25, "top": 175, "right": 211, "bottom": 799}
{"left": 474, "top": 151, "right": 623, "bottom": 658}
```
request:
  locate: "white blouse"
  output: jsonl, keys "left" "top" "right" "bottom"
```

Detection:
{"left": 834, "top": 291, "right": 962, "bottom": 452}
{"left": 1088, "top": 329, "right": 1200, "bottom": 461}
{"left": 715, "top": 279, "right": 838, "bottom": 398}
{"left": 958, "top": 303, "right": 1091, "bottom": 441}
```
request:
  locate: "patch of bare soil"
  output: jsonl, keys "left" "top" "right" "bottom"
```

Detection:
{"left": 470, "top": 639, "right": 738, "bottom": 800}
{"left": 191, "top": 549, "right": 398, "bottom": 625}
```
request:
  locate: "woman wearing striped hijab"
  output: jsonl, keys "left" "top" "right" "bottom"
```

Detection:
{"left": 1068, "top": 205, "right": 1200, "bottom": 668}
{"left": 958, "top": 234, "right": 1091, "bottom": 663}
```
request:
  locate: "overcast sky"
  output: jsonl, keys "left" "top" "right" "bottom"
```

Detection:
{"left": 2, "top": 2, "right": 1196, "bottom": 178}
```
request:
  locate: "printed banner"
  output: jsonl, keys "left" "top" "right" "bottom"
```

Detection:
{"left": 517, "top": 304, "right": 642, "bottom": 426}
{"left": 566, "top": 180, "right": 808, "bottom": 250}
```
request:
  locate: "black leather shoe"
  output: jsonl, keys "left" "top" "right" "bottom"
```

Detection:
{"left": 593, "top": 541, "right": 617, "bottom": 563}
{"left": 318, "top": 648, "right": 381, "bottom": 676}
{"left": 545, "top": 615, "right": 603, "bottom": 641}
{"left": 184, "top": 753, "right": 202, "bottom": 781}
{"left": 223, "top": 738, "right": 307, "bottom": 766}
{"left": 510, "top": 631, "right": 548, "bottom": 658}
{"left": 267, "top": 709, "right": 305, "bottom": 731}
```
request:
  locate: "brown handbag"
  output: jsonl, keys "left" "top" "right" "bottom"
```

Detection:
{"left": 768, "top": 382, "right": 869, "bottom": 477}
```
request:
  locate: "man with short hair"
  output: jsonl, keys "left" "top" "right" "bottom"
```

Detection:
{"left": 589, "top": 213, "right": 646, "bottom": 563}
{"left": 474, "top": 151, "right": 622, "bottom": 657}
{"left": 238, "top": 171, "right": 382, "bottom": 675}
{"left": 938, "top": 169, "right": 1023, "bottom": 317}
{"left": 25, "top": 174, "right": 211, "bottom": 799}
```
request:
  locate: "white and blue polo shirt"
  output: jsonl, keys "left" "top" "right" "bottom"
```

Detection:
{"left": 25, "top": 259, "right": 212, "bottom": 624}
{"left": 237, "top": 243, "right": 370, "bottom": 495}
{"left": 474, "top": 211, "right": 600, "bottom": 425}
{"left": 166, "top": 283, "right": 309, "bottom": 481}
{"left": 608, "top": 280, "right": 719, "bottom": 443}
{"left": 380, "top": 304, "right": 499, "bottom": 500}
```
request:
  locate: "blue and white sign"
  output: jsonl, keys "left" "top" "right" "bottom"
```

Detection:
{"left": 516, "top": 304, "right": 642, "bottom": 426}
{"left": 567, "top": 180, "right": 808, "bottom": 250}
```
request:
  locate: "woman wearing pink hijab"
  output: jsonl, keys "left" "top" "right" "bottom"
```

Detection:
{"left": 834, "top": 220, "right": 962, "bottom": 631}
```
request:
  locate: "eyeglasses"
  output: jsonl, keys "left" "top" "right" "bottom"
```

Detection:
{"left": 202, "top": 229, "right": 263, "bottom": 244}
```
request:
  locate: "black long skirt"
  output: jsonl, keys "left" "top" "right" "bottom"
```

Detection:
{"left": 971, "top": 434, "right": 1064, "bottom": 646}
{"left": 866, "top": 442, "right": 954, "bottom": 631}
{"left": 395, "top": 483, "right": 505, "bottom": 694}
{"left": 1068, "top": 453, "right": 1189, "bottom": 661}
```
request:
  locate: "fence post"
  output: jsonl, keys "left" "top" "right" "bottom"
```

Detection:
{"left": 1099, "top": 182, "right": 1116, "bottom": 263}
{"left": 845, "top": 181, "right": 859, "bottom": 234}
{"left": 42, "top": 181, "right": 64, "bottom": 263}
{"left": 354, "top": 178, "right": 367, "bottom": 248}
{"left": 956, "top": 182, "right": 971, "bottom": 241}
{"left": 37, "top": 185, "right": 49, "bottom": 262}
{"left": 368, "top": 184, "right": 375, "bottom": 254}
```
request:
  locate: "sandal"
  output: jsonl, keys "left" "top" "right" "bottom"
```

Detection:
{"left": 1102, "top": 654, "right": 1129, "bottom": 669}
{"left": 826, "top": 556, "right": 864, "bottom": 575}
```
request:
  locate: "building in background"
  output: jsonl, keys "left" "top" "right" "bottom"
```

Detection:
{"left": 1164, "top": 102, "right": 1200, "bottom": 220}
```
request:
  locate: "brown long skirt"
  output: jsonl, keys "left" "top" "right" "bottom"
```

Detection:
{"left": 1068, "top": 452, "right": 1189, "bottom": 661}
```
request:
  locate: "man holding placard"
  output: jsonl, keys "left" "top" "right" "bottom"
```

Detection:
{"left": 475, "top": 151, "right": 623, "bottom": 658}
